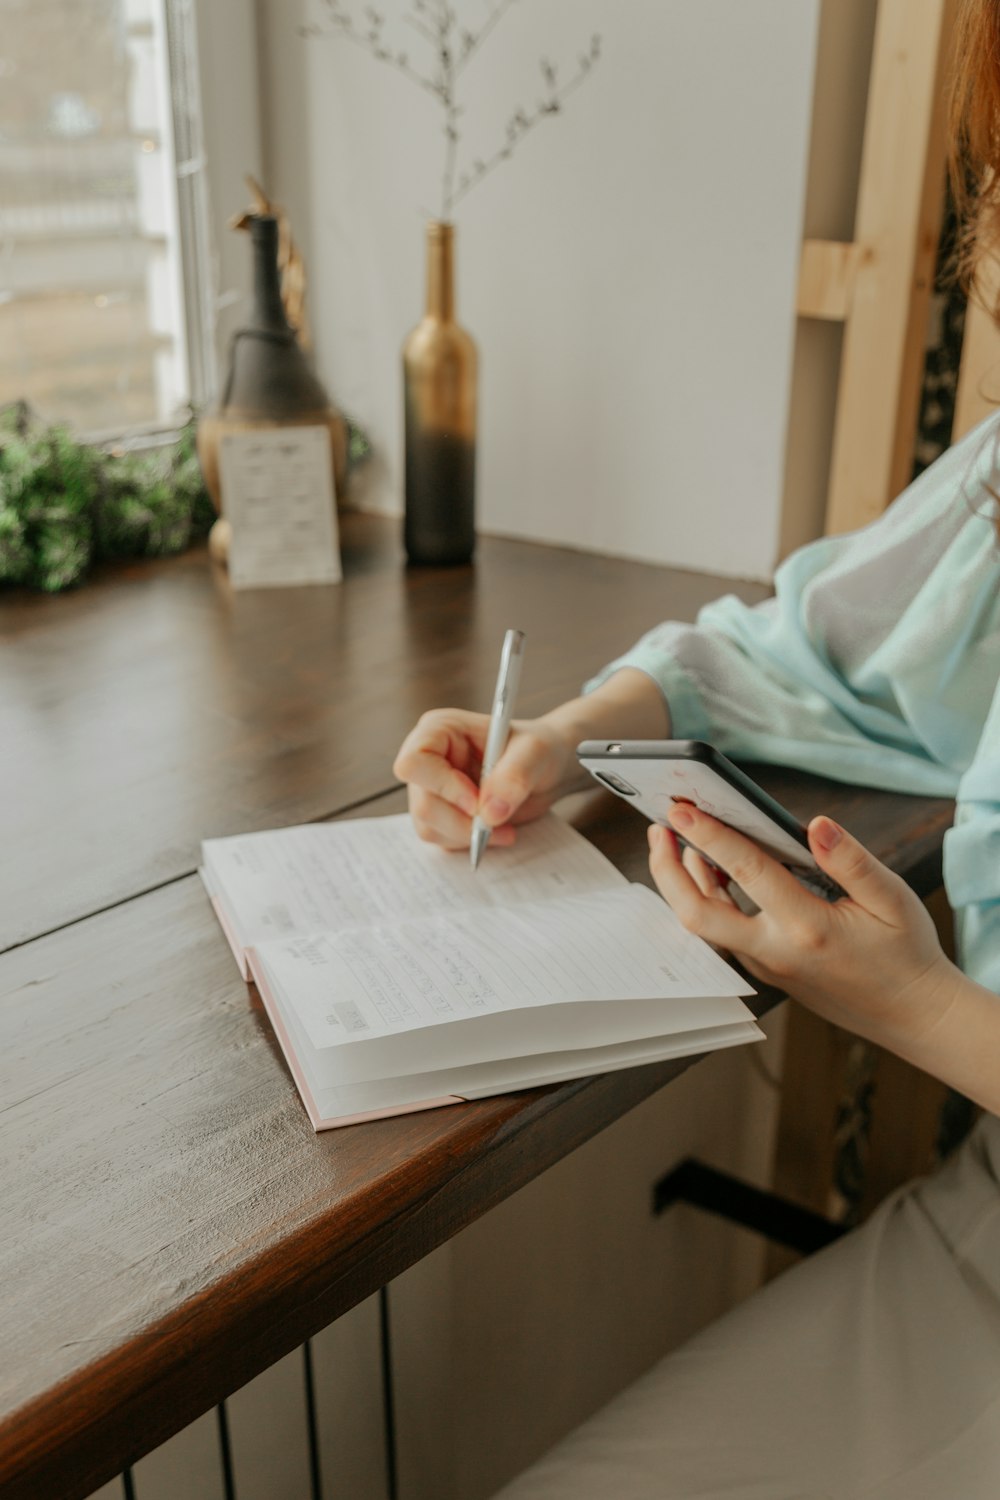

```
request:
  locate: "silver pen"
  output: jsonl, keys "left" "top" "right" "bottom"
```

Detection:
{"left": 470, "top": 629, "right": 526, "bottom": 871}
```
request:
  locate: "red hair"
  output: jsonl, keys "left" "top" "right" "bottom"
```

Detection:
{"left": 949, "top": 0, "right": 1000, "bottom": 302}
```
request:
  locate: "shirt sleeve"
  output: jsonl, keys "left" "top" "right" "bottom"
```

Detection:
{"left": 586, "top": 415, "right": 1000, "bottom": 802}
{"left": 585, "top": 415, "right": 1000, "bottom": 988}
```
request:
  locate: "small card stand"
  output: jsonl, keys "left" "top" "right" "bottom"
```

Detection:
{"left": 219, "top": 425, "right": 343, "bottom": 590}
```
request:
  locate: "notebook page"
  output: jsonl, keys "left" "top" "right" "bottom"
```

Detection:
{"left": 253, "top": 883, "right": 754, "bottom": 1051}
{"left": 202, "top": 813, "right": 625, "bottom": 949}
{"left": 251, "top": 943, "right": 760, "bottom": 1129}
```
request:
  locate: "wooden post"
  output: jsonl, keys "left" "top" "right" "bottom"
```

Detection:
{"left": 794, "top": 0, "right": 957, "bottom": 536}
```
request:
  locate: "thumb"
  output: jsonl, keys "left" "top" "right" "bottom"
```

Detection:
{"left": 478, "top": 733, "right": 546, "bottom": 828}
{"left": 808, "top": 816, "right": 905, "bottom": 920}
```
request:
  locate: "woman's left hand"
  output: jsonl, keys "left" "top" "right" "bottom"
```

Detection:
{"left": 648, "top": 804, "right": 958, "bottom": 1051}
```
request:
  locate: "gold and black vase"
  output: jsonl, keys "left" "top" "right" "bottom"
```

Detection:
{"left": 402, "top": 220, "right": 477, "bottom": 566}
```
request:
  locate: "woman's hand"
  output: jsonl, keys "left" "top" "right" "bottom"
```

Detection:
{"left": 392, "top": 710, "right": 580, "bottom": 850}
{"left": 393, "top": 667, "right": 671, "bottom": 850}
{"left": 647, "top": 803, "right": 958, "bottom": 1052}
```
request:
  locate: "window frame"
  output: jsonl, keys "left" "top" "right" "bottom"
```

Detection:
{"left": 78, "top": 0, "right": 263, "bottom": 449}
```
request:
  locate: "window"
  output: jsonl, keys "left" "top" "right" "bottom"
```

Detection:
{"left": 0, "top": 0, "right": 214, "bottom": 436}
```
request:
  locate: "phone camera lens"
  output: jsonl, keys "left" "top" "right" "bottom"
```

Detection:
{"left": 596, "top": 771, "right": 638, "bottom": 796}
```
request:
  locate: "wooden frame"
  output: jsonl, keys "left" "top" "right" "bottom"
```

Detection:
{"left": 796, "top": 0, "right": 957, "bottom": 535}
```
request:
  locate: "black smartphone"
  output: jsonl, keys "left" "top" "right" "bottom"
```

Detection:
{"left": 576, "top": 739, "right": 843, "bottom": 900}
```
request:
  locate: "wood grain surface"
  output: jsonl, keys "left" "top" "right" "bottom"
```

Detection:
{"left": 0, "top": 512, "right": 769, "bottom": 953}
{"left": 0, "top": 779, "right": 953, "bottom": 1500}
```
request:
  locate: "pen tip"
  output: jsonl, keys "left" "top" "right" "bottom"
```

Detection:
{"left": 470, "top": 823, "right": 488, "bottom": 871}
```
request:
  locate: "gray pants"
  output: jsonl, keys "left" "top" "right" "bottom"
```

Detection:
{"left": 495, "top": 1114, "right": 1000, "bottom": 1499}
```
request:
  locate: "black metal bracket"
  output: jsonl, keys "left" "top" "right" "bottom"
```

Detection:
{"left": 652, "top": 1158, "right": 848, "bottom": 1256}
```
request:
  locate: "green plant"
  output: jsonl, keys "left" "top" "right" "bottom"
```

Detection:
{"left": 0, "top": 403, "right": 372, "bottom": 594}
{"left": 0, "top": 404, "right": 215, "bottom": 593}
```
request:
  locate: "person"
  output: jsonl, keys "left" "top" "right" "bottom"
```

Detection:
{"left": 391, "top": 2, "right": 1000, "bottom": 1492}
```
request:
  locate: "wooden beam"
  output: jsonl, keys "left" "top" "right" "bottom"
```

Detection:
{"left": 824, "top": 0, "right": 956, "bottom": 536}
{"left": 797, "top": 239, "right": 864, "bottom": 321}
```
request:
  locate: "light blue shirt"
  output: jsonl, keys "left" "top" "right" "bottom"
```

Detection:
{"left": 587, "top": 415, "right": 1000, "bottom": 993}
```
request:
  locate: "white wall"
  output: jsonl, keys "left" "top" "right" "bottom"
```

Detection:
{"left": 257, "top": 0, "right": 820, "bottom": 580}
{"left": 194, "top": 0, "right": 264, "bottom": 359}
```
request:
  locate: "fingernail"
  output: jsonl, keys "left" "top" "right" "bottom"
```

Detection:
{"left": 812, "top": 817, "right": 842, "bottom": 852}
{"left": 648, "top": 823, "right": 663, "bottom": 847}
{"left": 482, "top": 797, "right": 511, "bottom": 824}
{"left": 668, "top": 804, "right": 694, "bottom": 830}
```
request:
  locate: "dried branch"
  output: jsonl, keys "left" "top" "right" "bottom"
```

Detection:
{"left": 304, "top": 1, "right": 601, "bottom": 221}
{"left": 302, "top": 0, "right": 442, "bottom": 101}
{"left": 454, "top": 0, "right": 517, "bottom": 76}
{"left": 448, "top": 35, "right": 600, "bottom": 216}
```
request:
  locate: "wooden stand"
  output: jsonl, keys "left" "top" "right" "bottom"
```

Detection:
{"left": 796, "top": 0, "right": 957, "bottom": 536}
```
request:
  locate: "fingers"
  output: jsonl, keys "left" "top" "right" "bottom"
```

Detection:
{"left": 394, "top": 708, "right": 564, "bottom": 850}
{"left": 408, "top": 788, "right": 516, "bottom": 851}
{"left": 666, "top": 802, "right": 810, "bottom": 915}
{"left": 477, "top": 730, "right": 553, "bottom": 829}
{"left": 807, "top": 816, "right": 911, "bottom": 924}
{"left": 681, "top": 844, "right": 734, "bottom": 904}
{"left": 393, "top": 711, "right": 484, "bottom": 820}
{"left": 394, "top": 710, "right": 556, "bottom": 831}
{"left": 648, "top": 824, "right": 754, "bottom": 949}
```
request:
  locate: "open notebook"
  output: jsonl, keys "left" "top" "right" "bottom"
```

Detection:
{"left": 201, "top": 813, "right": 761, "bottom": 1130}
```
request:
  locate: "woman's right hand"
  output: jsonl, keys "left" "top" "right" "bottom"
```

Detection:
{"left": 393, "top": 668, "right": 672, "bottom": 850}
{"left": 392, "top": 709, "right": 579, "bottom": 850}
